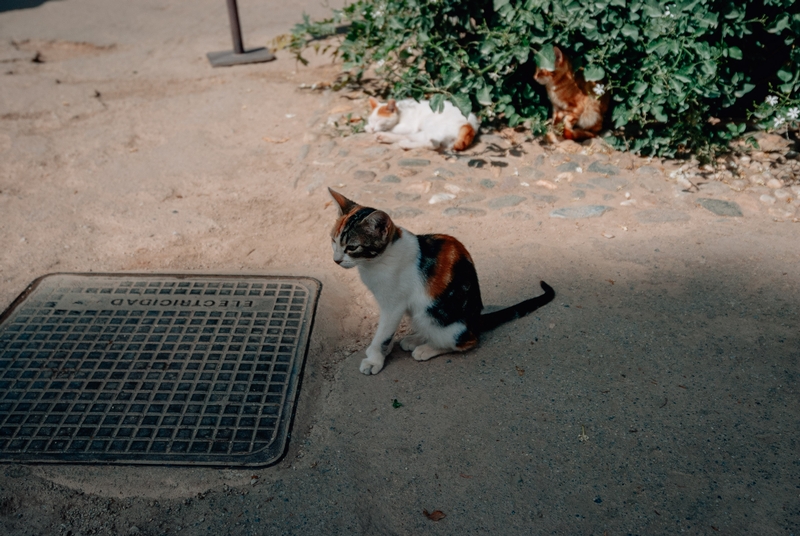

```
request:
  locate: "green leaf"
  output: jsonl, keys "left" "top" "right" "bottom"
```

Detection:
{"left": 727, "top": 46, "right": 742, "bottom": 60}
{"left": 621, "top": 24, "right": 639, "bottom": 39}
{"left": 477, "top": 85, "right": 493, "bottom": 106}
{"left": 583, "top": 65, "right": 605, "bottom": 81}
{"left": 733, "top": 83, "right": 754, "bottom": 98}
{"left": 633, "top": 81, "right": 648, "bottom": 95}
{"left": 769, "top": 13, "right": 790, "bottom": 34}
{"left": 451, "top": 93, "right": 473, "bottom": 117}
{"left": 430, "top": 94, "right": 446, "bottom": 113}
{"left": 534, "top": 45, "right": 555, "bottom": 70}
{"left": 776, "top": 69, "right": 792, "bottom": 82}
{"left": 392, "top": 399, "right": 403, "bottom": 409}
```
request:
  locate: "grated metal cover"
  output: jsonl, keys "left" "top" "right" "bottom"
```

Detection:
{"left": 0, "top": 273, "right": 320, "bottom": 467}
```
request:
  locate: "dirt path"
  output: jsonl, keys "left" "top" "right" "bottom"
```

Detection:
{"left": 1, "top": 1, "right": 798, "bottom": 534}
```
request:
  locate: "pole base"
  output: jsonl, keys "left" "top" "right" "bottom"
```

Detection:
{"left": 207, "top": 47, "right": 275, "bottom": 67}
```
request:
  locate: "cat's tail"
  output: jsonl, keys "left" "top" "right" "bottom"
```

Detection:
{"left": 477, "top": 281, "right": 555, "bottom": 333}
{"left": 452, "top": 117, "right": 479, "bottom": 151}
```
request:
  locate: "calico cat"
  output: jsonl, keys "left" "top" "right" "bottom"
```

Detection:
{"left": 534, "top": 46, "right": 610, "bottom": 141}
{"left": 365, "top": 97, "right": 480, "bottom": 151}
{"left": 328, "top": 188, "right": 555, "bottom": 375}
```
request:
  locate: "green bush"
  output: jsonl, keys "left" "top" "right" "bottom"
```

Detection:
{"left": 291, "top": 0, "right": 800, "bottom": 161}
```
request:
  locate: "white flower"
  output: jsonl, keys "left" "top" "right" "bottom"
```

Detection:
{"left": 373, "top": 9, "right": 384, "bottom": 17}
{"left": 787, "top": 107, "right": 800, "bottom": 120}
{"left": 488, "top": 71, "right": 500, "bottom": 81}
{"left": 765, "top": 95, "right": 779, "bottom": 106}
{"left": 375, "top": 59, "right": 385, "bottom": 68}
{"left": 773, "top": 115, "right": 785, "bottom": 128}
{"left": 593, "top": 84, "right": 606, "bottom": 97}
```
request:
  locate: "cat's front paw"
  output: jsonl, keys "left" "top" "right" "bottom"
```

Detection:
{"left": 359, "top": 357, "right": 384, "bottom": 375}
{"left": 400, "top": 334, "right": 424, "bottom": 352}
{"left": 411, "top": 344, "right": 447, "bottom": 362}
{"left": 375, "top": 133, "right": 392, "bottom": 144}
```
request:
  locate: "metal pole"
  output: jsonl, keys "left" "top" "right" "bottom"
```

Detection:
{"left": 207, "top": 0, "right": 275, "bottom": 67}
{"left": 226, "top": 0, "right": 245, "bottom": 55}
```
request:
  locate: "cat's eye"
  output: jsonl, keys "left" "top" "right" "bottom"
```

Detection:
{"left": 344, "top": 245, "right": 361, "bottom": 254}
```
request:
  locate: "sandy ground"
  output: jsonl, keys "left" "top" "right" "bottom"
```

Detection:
{"left": 1, "top": 1, "right": 799, "bottom": 534}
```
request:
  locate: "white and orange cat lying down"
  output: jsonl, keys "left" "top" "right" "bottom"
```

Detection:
{"left": 365, "top": 97, "right": 480, "bottom": 151}
{"left": 329, "top": 188, "right": 555, "bottom": 375}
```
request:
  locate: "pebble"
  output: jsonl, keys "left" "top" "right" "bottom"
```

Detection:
{"left": 587, "top": 161, "right": 620, "bottom": 175}
{"left": 398, "top": 158, "right": 431, "bottom": 167}
{"left": 395, "top": 192, "right": 420, "bottom": 202}
{"left": 759, "top": 194, "right": 777, "bottom": 205}
{"left": 572, "top": 190, "right": 586, "bottom": 200}
{"left": 518, "top": 167, "right": 545, "bottom": 180}
{"left": 773, "top": 189, "right": 791, "bottom": 200}
{"left": 390, "top": 207, "right": 424, "bottom": 219}
{"left": 536, "top": 180, "right": 558, "bottom": 190}
{"left": 530, "top": 194, "right": 558, "bottom": 204}
{"left": 381, "top": 175, "right": 401, "bottom": 183}
{"left": 443, "top": 207, "right": 486, "bottom": 217}
{"left": 502, "top": 211, "right": 531, "bottom": 220}
{"left": 696, "top": 198, "right": 743, "bottom": 217}
{"left": 550, "top": 205, "right": 611, "bottom": 219}
{"left": 429, "top": 193, "right": 456, "bottom": 204}
{"left": 635, "top": 165, "right": 662, "bottom": 177}
{"left": 590, "top": 176, "right": 628, "bottom": 191}
{"left": 487, "top": 195, "right": 526, "bottom": 209}
{"left": 767, "top": 178, "right": 784, "bottom": 189}
{"left": 353, "top": 170, "right": 376, "bottom": 182}
{"left": 556, "top": 162, "right": 582, "bottom": 173}
{"left": 480, "top": 179, "right": 496, "bottom": 189}
{"left": 433, "top": 167, "right": 455, "bottom": 178}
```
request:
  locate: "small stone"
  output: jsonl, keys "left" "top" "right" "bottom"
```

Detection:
{"left": 697, "top": 198, "right": 743, "bottom": 217}
{"left": 398, "top": 158, "right": 431, "bottom": 167}
{"left": 381, "top": 174, "right": 401, "bottom": 183}
{"left": 556, "top": 161, "right": 582, "bottom": 173}
{"left": 602, "top": 232, "right": 615, "bottom": 239}
{"left": 773, "top": 189, "right": 791, "bottom": 200}
{"left": 354, "top": 170, "right": 377, "bottom": 182}
{"left": 676, "top": 176, "right": 695, "bottom": 190}
{"left": 429, "top": 193, "right": 456, "bottom": 204}
{"left": 698, "top": 181, "right": 730, "bottom": 196}
{"left": 620, "top": 199, "right": 636, "bottom": 206}
{"left": 480, "top": 179, "right": 497, "bottom": 189}
{"left": 488, "top": 195, "right": 526, "bottom": 209}
{"left": 727, "top": 179, "right": 748, "bottom": 192}
{"left": 635, "top": 209, "right": 690, "bottom": 223}
{"left": 550, "top": 205, "right": 611, "bottom": 219}
{"left": 406, "top": 181, "right": 432, "bottom": 194}
{"left": 518, "top": 167, "right": 545, "bottom": 180}
{"left": 459, "top": 194, "right": 486, "bottom": 204}
{"left": 433, "top": 167, "right": 455, "bottom": 178}
{"left": 590, "top": 176, "right": 628, "bottom": 191}
{"left": 395, "top": 192, "right": 420, "bottom": 202}
{"left": 572, "top": 189, "right": 586, "bottom": 200}
{"left": 444, "top": 184, "right": 461, "bottom": 194}
{"left": 587, "top": 161, "right": 619, "bottom": 175}
{"left": 443, "top": 207, "right": 486, "bottom": 217}
{"left": 759, "top": 194, "right": 777, "bottom": 205}
{"left": 556, "top": 172, "right": 574, "bottom": 183}
{"left": 364, "top": 146, "right": 390, "bottom": 158}
{"left": 535, "top": 180, "right": 558, "bottom": 190}
{"left": 390, "top": 207, "right": 424, "bottom": 219}
{"left": 530, "top": 194, "right": 558, "bottom": 204}
{"left": 767, "top": 178, "right": 784, "bottom": 189}
{"left": 503, "top": 211, "right": 531, "bottom": 220}
{"left": 636, "top": 165, "right": 662, "bottom": 177}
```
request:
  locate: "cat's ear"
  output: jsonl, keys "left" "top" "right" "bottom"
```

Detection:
{"left": 553, "top": 46, "right": 564, "bottom": 65}
{"left": 363, "top": 210, "right": 394, "bottom": 240}
{"left": 368, "top": 97, "right": 380, "bottom": 111}
{"left": 386, "top": 99, "right": 397, "bottom": 113}
{"left": 329, "top": 188, "right": 358, "bottom": 215}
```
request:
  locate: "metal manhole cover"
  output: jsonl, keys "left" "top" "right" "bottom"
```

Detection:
{"left": 0, "top": 273, "right": 320, "bottom": 467}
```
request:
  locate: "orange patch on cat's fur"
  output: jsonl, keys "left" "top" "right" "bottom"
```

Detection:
{"left": 426, "top": 235, "right": 472, "bottom": 298}
{"left": 376, "top": 99, "right": 397, "bottom": 117}
{"left": 452, "top": 123, "right": 476, "bottom": 151}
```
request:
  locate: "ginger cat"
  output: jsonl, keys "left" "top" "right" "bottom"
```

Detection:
{"left": 534, "top": 46, "right": 610, "bottom": 141}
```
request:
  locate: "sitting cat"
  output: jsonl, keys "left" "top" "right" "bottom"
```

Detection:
{"left": 534, "top": 46, "right": 610, "bottom": 141}
{"left": 328, "top": 188, "right": 555, "bottom": 375}
{"left": 364, "top": 97, "right": 480, "bottom": 151}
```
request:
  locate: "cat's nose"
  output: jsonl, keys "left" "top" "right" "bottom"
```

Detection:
{"left": 334, "top": 258, "right": 343, "bottom": 264}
